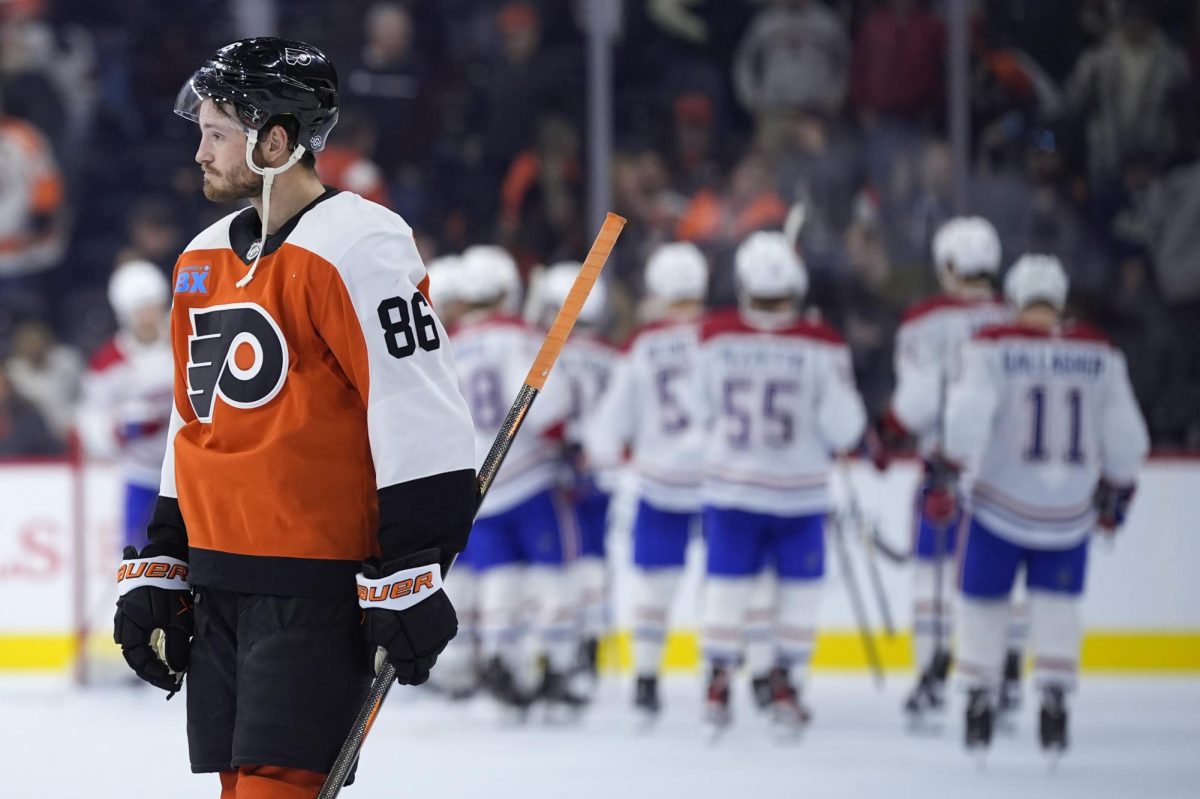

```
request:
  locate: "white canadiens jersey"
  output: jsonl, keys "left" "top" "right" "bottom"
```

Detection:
{"left": 697, "top": 309, "right": 866, "bottom": 516}
{"left": 585, "top": 319, "right": 705, "bottom": 512}
{"left": 450, "top": 313, "right": 568, "bottom": 516}
{"left": 555, "top": 330, "right": 618, "bottom": 489}
{"left": 77, "top": 331, "right": 174, "bottom": 487}
{"left": 892, "top": 294, "right": 1010, "bottom": 456}
{"left": 945, "top": 322, "right": 1149, "bottom": 549}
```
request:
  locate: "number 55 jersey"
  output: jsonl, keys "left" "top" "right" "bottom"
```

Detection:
{"left": 156, "top": 189, "right": 477, "bottom": 597}
{"left": 697, "top": 309, "right": 866, "bottom": 516}
{"left": 944, "top": 322, "right": 1149, "bottom": 548}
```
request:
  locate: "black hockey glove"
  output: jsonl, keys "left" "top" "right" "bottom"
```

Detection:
{"left": 113, "top": 543, "right": 193, "bottom": 694}
{"left": 1094, "top": 479, "right": 1136, "bottom": 533}
{"left": 358, "top": 548, "right": 457, "bottom": 686}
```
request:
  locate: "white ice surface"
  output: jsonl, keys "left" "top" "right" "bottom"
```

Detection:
{"left": 2, "top": 674, "right": 1197, "bottom": 799}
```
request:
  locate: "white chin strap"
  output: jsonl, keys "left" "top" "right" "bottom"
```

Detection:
{"left": 236, "top": 129, "right": 307, "bottom": 288}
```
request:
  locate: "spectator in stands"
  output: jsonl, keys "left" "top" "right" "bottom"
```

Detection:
{"left": 733, "top": 0, "right": 850, "bottom": 132}
{"left": 840, "top": 194, "right": 900, "bottom": 416}
{"left": 1, "top": 0, "right": 96, "bottom": 168}
{"left": 850, "top": 0, "right": 945, "bottom": 192}
{"left": 0, "top": 368, "right": 61, "bottom": 456}
{"left": 1144, "top": 157, "right": 1200, "bottom": 306}
{"left": 344, "top": 2, "right": 431, "bottom": 180}
{"left": 4, "top": 319, "right": 81, "bottom": 444}
{"left": 669, "top": 92, "right": 723, "bottom": 196}
{"left": 499, "top": 115, "right": 584, "bottom": 269}
{"left": 676, "top": 152, "right": 788, "bottom": 247}
{"left": 1142, "top": 155, "right": 1200, "bottom": 445}
{"left": 0, "top": 0, "right": 67, "bottom": 152}
{"left": 481, "top": 3, "right": 582, "bottom": 185}
{"left": 771, "top": 112, "right": 864, "bottom": 265}
{"left": 0, "top": 106, "right": 67, "bottom": 284}
{"left": 315, "top": 111, "right": 390, "bottom": 208}
{"left": 1066, "top": 1, "right": 1191, "bottom": 186}
{"left": 897, "top": 140, "right": 955, "bottom": 271}
{"left": 614, "top": 147, "right": 688, "bottom": 247}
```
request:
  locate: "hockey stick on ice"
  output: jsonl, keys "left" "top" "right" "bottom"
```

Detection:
{"left": 828, "top": 495, "right": 885, "bottom": 688}
{"left": 317, "top": 213, "right": 627, "bottom": 799}
{"left": 836, "top": 458, "right": 895, "bottom": 639}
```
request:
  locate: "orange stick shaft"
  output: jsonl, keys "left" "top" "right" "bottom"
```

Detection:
{"left": 524, "top": 212, "right": 626, "bottom": 390}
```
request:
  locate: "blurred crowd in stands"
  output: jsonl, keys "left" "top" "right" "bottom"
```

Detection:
{"left": 2, "top": 0, "right": 1200, "bottom": 455}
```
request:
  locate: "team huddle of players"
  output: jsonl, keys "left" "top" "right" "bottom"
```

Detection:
{"left": 83, "top": 214, "right": 1148, "bottom": 757}
{"left": 414, "top": 216, "right": 1148, "bottom": 755}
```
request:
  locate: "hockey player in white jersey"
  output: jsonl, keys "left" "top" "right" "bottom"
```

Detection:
{"left": 449, "top": 244, "right": 584, "bottom": 714}
{"left": 873, "top": 216, "right": 1018, "bottom": 721}
{"left": 76, "top": 261, "right": 174, "bottom": 549}
{"left": 531, "top": 262, "right": 616, "bottom": 682}
{"left": 698, "top": 232, "right": 866, "bottom": 733}
{"left": 584, "top": 242, "right": 709, "bottom": 719}
{"left": 945, "top": 254, "right": 1149, "bottom": 755}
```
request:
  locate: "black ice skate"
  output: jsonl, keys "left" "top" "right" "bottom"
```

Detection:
{"left": 481, "top": 656, "right": 535, "bottom": 721}
{"left": 705, "top": 664, "right": 733, "bottom": 740}
{"left": 766, "top": 666, "right": 811, "bottom": 738}
{"left": 1039, "top": 685, "right": 1069, "bottom": 762}
{"left": 634, "top": 675, "right": 661, "bottom": 726}
{"left": 997, "top": 649, "right": 1024, "bottom": 731}
{"left": 539, "top": 666, "right": 590, "bottom": 723}
{"left": 751, "top": 673, "right": 773, "bottom": 711}
{"left": 904, "top": 649, "right": 952, "bottom": 725}
{"left": 964, "top": 687, "right": 995, "bottom": 756}
{"left": 578, "top": 637, "right": 600, "bottom": 679}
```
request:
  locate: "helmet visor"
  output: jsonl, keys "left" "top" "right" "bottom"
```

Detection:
{"left": 173, "top": 66, "right": 270, "bottom": 132}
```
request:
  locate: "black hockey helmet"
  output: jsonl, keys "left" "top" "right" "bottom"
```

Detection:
{"left": 174, "top": 37, "right": 339, "bottom": 152}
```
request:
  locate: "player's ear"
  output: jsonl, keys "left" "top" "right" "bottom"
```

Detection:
{"left": 261, "top": 123, "right": 290, "bottom": 164}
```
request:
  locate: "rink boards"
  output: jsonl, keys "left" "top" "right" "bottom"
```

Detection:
{"left": 0, "top": 458, "right": 1197, "bottom": 672}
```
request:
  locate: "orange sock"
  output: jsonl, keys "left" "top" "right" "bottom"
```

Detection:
{"left": 233, "top": 765, "right": 326, "bottom": 799}
{"left": 218, "top": 770, "right": 238, "bottom": 799}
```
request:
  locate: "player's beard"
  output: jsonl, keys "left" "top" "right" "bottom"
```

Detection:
{"left": 202, "top": 161, "right": 263, "bottom": 203}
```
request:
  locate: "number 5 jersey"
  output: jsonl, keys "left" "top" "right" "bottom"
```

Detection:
{"left": 153, "top": 189, "right": 477, "bottom": 597}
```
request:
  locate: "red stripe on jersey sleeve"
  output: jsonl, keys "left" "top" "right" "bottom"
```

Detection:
{"left": 87, "top": 338, "right": 125, "bottom": 372}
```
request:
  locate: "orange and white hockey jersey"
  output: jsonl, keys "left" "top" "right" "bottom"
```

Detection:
{"left": 150, "top": 189, "right": 477, "bottom": 598}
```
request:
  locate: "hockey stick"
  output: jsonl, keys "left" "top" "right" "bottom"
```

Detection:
{"left": 828, "top": 502, "right": 885, "bottom": 688}
{"left": 317, "top": 213, "right": 627, "bottom": 799}
{"left": 836, "top": 459, "right": 895, "bottom": 638}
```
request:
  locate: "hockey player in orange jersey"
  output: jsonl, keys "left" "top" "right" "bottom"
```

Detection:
{"left": 111, "top": 38, "right": 478, "bottom": 798}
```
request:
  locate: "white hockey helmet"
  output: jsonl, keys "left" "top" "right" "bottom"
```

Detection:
{"left": 644, "top": 242, "right": 708, "bottom": 302}
{"left": 931, "top": 216, "right": 1002, "bottom": 284}
{"left": 734, "top": 231, "right": 807, "bottom": 299}
{"left": 457, "top": 245, "right": 521, "bottom": 306}
{"left": 425, "top": 254, "right": 465, "bottom": 309}
{"left": 1004, "top": 253, "right": 1069, "bottom": 311}
{"left": 536, "top": 261, "right": 607, "bottom": 325}
{"left": 108, "top": 260, "right": 169, "bottom": 324}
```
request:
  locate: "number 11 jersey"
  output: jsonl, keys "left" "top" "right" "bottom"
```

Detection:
{"left": 945, "top": 322, "right": 1149, "bottom": 548}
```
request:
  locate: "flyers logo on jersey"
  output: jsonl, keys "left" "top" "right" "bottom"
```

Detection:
{"left": 186, "top": 303, "right": 289, "bottom": 423}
